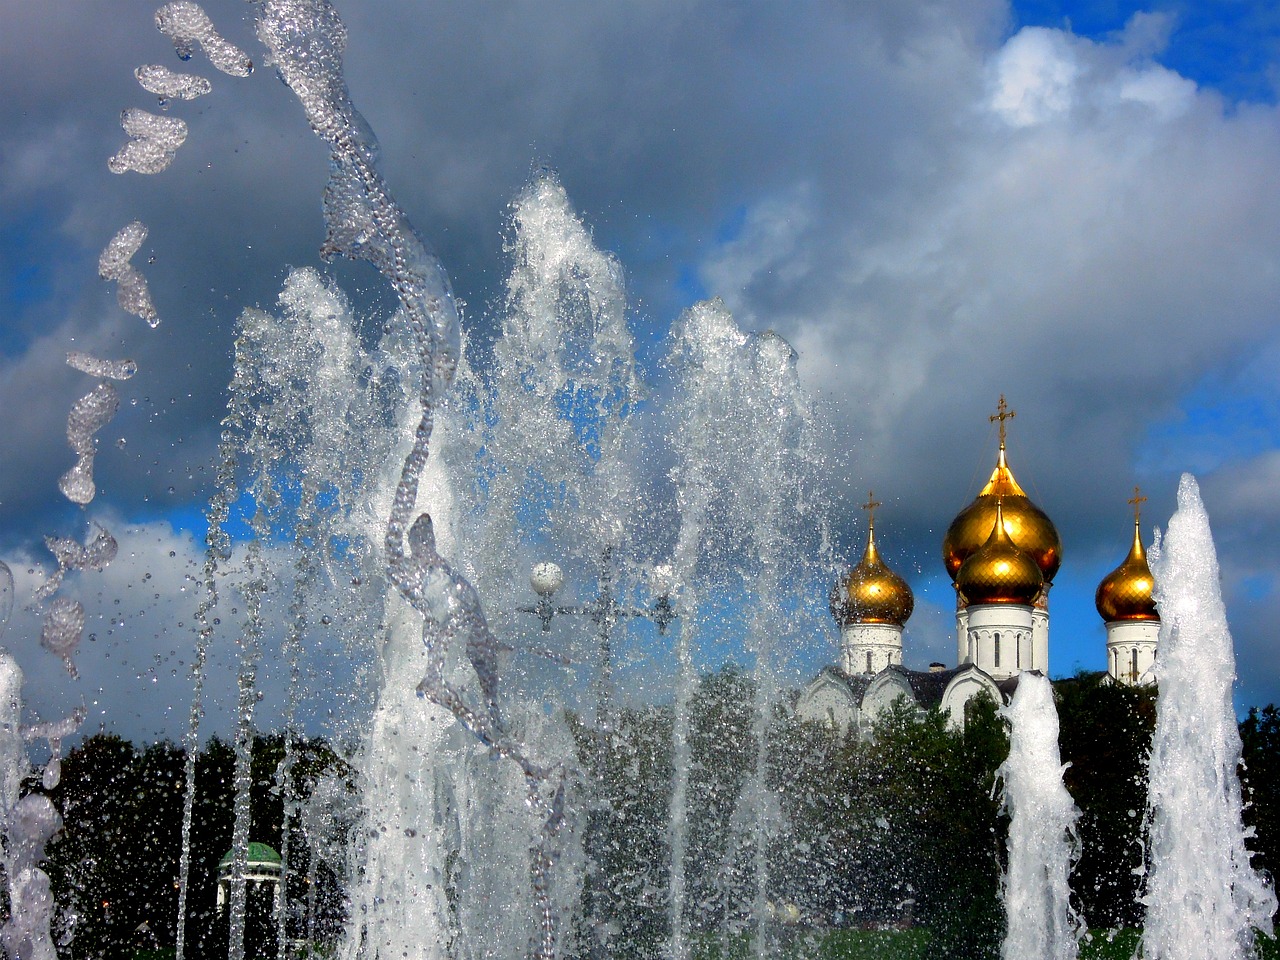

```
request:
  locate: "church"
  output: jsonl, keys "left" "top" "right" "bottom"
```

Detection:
{"left": 796, "top": 397, "right": 1161, "bottom": 737}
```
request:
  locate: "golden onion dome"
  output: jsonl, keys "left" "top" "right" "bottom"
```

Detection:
{"left": 943, "top": 444, "right": 1061, "bottom": 583}
{"left": 831, "top": 494, "right": 914, "bottom": 628}
{"left": 956, "top": 499, "right": 1044, "bottom": 606}
{"left": 1096, "top": 497, "right": 1159, "bottom": 623}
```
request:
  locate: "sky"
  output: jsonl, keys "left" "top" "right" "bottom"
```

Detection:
{"left": 1, "top": 0, "right": 1279, "bottom": 742}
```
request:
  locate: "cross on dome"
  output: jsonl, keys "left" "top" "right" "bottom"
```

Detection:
{"left": 861, "top": 490, "right": 881, "bottom": 531}
{"left": 989, "top": 394, "right": 1016, "bottom": 449}
{"left": 1129, "top": 486, "right": 1147, "bottom": 524}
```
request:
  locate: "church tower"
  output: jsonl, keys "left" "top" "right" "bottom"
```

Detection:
{"left": 1096, "top": 487, "right": 1160, "bottom": 685}
{"left": 829, "top": 492, "right": 914, "bottom": 674}
{"left": 954, "top": 499, "right": 1043, "bottom": 679}
{"left": 942, "top": 397, "right": 1061, "bottom": 674}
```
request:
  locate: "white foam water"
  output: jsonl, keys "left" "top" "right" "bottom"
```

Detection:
{"left": 0, "top": 563, "right": 63, "bottom": 960}
{"left": 1142, "top": 474, "right": 1277, "bottom": 960}
{"left": 134, "top": 64, "right": 212, "bottom": 100}
{"left": 155, "top": 2, "right": 253, "bottom": 77}
{"left": 97, "top": 221, "right": 158, "bottom": 326}
{"left": 108, "top": 108, "right": 188, "bottom": 174}
{"left": 998, "top": 671, "right": 1083, "bottom": 960}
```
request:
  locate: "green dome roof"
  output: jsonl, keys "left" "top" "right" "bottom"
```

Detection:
{"left": 218, "top": 842, "right": 282, "bottom": 869}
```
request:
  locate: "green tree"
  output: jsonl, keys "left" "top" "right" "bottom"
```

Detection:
{"left": 44, "top": 732, "right": 351, "bottom": 960}
{"left": 870, "top": 694, "right": 1007, "bottom": 960}
{"left": 1055, "top": 672, "right": 1155, "bottom": 929}
{"left": 1240, "top": 704, "right": 1280, "bottom": 881}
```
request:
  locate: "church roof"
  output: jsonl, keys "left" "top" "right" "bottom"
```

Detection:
{"left": 831, "top": 493, "right": 914, "bottom": 628}
{"left": 811, "top": 664, "right": 877, "bottom": 700}
{"left": 1096, "top": 491, "right": 1159, "bottom": 623}
{"left": 955, "top": 498, "right": 1044, "bottom": 606}
{"left": 943, "top": 397, "right": 1061, "bottom": 584}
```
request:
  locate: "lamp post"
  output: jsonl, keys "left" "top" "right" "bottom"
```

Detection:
{"left": 519, "top": 547, "right": 678, "bottom": 960}
{"left": 520, "top": 546, "right": 677, "bottom": 729}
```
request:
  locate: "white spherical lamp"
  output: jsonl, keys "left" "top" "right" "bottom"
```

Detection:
{"left": 530, "top": 561, "right": 564, "bottom": 597}
{"left": 650, "top": 563, "right": 676, "bottom": 597}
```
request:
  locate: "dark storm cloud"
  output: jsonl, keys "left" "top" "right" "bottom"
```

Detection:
{"left": 2, "top": 0, "right": 1280, "bottom": 725}
{"left": 0, "top": 0, "right": 1006, "bottom": 537}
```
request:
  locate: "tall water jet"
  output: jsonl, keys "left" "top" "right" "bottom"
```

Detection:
{"left": 1142, "top": 474, "right": 1277, "bottom": 960}
{"left": 79, "top": 5, "right": 838, "bottom": 958}
{"left": 997, "top": 671, "right": 1083, "bottom": 960}
{"left": 665, "top": 299, "right": 827, "bottom": 959}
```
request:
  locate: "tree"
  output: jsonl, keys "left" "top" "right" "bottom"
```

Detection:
{"left": 1240, "top": 704, "right": 1280, "bottom": 883}
{"left": 1055, "top": 672, "right": 1156, "bottom": 929}
{"left": 43, "top": 732, "right": 351, "bottom": 960}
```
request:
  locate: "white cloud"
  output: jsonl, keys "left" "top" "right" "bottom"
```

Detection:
{"left": 1115, "top": 65, "right": 1197, "bottom": 119}
{"left": 990, "top": 27, "right": 1083, "bottom": 127}
{"left": 3, "top": 516, "right": 373, "bottom": 745}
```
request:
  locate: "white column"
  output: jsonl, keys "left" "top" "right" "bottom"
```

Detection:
{"left": 965, "top": 604, "right": 1035, "bottom": 680}
{"left": 1106, "top": 620, "right": 1159, "bottom": 684}
{"left": 840, "top": 622, "right": 903, "bottom": 675}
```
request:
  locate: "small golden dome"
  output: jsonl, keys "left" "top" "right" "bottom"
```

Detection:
{"left": 831, "top": 494, "right": 914, "bottom": 628}
{"left": 1096, "top": 494, "right": 1159, "bottom": 623}
{"left": 956, "top": 499, "right": 1044, "bottom": 606}
{"left": 942, "top": 404, "right": 1061, "bottom": 582}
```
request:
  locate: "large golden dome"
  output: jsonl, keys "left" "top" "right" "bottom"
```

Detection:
{"left": 831, "top": 498, "right": 914, "bottom": 628}
{"left": 942, "top": 433, "right": 1061, "bottom": 583}
{"left": 956, "top": 499, "right": 1044, "bottom": 606}
{"left": 1096, "top": 498, "right": 1159, "bottom": 623}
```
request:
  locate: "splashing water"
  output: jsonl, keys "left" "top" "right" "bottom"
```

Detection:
{"left": 97, "top": 221, "right": 158, "bottom": 326}
{"left": 155, "top": 1, "right": 253, "bottom": 76}
{"left": 1141, "top": 474, "right": 1277, "bottom": 960}
{"left": 65, "top": 352, "right": 138, "bottom": 381}
{"left": 58, "top": 381, "right": 120, "bottom": 505}
{"left": 108, "top": 107, "right": 188, "bottom": 174}
{"left": 83, "top": 4, "right": 832, "bottom": 959}
{"left": 134, "top": 63, "right": 212, "bottom": 100}
{"left": 998, "top": 671, "right": 1083, "bottom": 960}
{"left": 1, "top": 560, "right": 63, "bottom": 960}
{"left": 666, "top": 300, "right": 827, "bottom": 959}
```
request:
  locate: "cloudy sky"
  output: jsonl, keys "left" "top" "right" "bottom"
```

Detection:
{"left": 1, "top": 0, "right": 1279, "bottom": 741}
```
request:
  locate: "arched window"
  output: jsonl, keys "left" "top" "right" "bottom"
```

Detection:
{"left": 1131, "top": 648, "right": 1139, "bottom": 681}
{"left": 994, "top": 632, "right": 1001, "bottom": 669}
{"left": 866, "top": 651, "right": 873, "bottom": 674}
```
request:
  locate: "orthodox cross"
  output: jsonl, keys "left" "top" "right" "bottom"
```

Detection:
{"left": 1129, "top": 485, "right": 1147, "bottom": 524}
{"left": 862, "top": 490, "right": 881, "bottom": 532}
{"left": 990, "top": 394, "right": 1015, "bottom": 448}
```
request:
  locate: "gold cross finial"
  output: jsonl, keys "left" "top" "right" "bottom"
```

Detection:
{"left": 1128, "top": 485, "right": 1147, "bottom": 524}
{"left": 862, "top": 490, "right": 881, "bottom": 529}
{"left": 989, "top": 395, "right": 1015, "bottom": 449}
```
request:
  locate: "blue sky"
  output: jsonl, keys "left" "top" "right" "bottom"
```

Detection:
{"left": 1014, "top": 0, "right": 1280, "bottom": 101}
{"left": 1, "top": 0, "right": 1279, "bottom": 739}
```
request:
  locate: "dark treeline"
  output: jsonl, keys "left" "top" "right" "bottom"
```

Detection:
{"left": 10, "top": 670, "right": 1280, "bottom": 960}
{"left": 576, "top": 669, "right": 1278, "bottom": 960}
{"left": 32, "top": 733, "right": 352, "bottom": 960}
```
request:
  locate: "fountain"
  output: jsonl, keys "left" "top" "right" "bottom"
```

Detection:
{"left": 2, "top": 4, "right": 1276, "bottom": 960}
{"left": 997, "top": 671, "right": 1083, "bottom": 960}
{"left": 70, "top": 5, "right": 825, "bottom": 959}
{"left": 1141, "top": 475, "right": 1277, "bottom": 960}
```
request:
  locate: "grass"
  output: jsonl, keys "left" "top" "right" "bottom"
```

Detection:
{"left": 1081, "top": 929, "right": 1280, "bottom": 960}
{"left": 692, "top": 926, "right": 1280, "bottom": 959}
{"left": 691, "top": 928, "right": 931, "bottom": 960}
